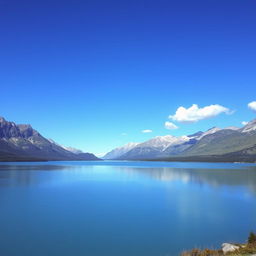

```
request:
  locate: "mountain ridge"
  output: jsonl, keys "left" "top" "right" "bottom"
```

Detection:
{"left": 0, "top": 116, "right": 99, "bottom": 162}
{"left": 104, "top": 119, "right": 256, "bottom": 162}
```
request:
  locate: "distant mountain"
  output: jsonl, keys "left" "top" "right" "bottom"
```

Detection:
{"left": 48, "top": 139, "right": 84, "bottom": 154}
{"left": 117, "top": 135, "right": 190, "bottom": 160}
{"left": 107, "top": 128, "right": 223, "bottom": 160}
{"left": 104, "top": 120, "right": 256, "bottom": 162}
{"left": 103, "top": 142, "right": 139, "bottom": 159}
{"left": 183, "top": 121, "right": 256, "bottom": 157}
{"left": 62, "top": 146, "right": 83, "bottom": 154}
{"left": 0, "top": 117, "right": 99, "bottom": 161}
{"left": 240, "top": 119, "right": 256, "bottom": 133}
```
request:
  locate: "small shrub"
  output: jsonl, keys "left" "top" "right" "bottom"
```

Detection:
{"left": 248, "top": 232, "right": 256, "bottom": 244}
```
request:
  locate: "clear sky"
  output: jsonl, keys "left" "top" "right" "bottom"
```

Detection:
{"left": 0, "top": 0, "right": 256, "bottom": 155}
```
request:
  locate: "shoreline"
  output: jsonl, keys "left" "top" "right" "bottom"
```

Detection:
{"left": 181, "top": 232, "right": 256, "bottom": 256}
{"left": 1, "top": 158, "right": 256, "bottom": 163}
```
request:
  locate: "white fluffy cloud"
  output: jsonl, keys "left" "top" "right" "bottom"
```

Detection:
{"left": 169, "top": 104, "right": 230, "bottom": 123}
{"left": 165, "top": 121, "right": 178, "bottom": 130}
{"left": 248, "top": 101, "right": 256, "bottom": 112}
{"left": 242, "top": 121, "right": 248, "bottom": 126}
{"left": 142, "top": 129, "right": 153, "bottom": 133}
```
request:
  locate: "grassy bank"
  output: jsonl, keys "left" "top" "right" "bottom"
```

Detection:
{"left": 181, "top": 232, "right": 256, "bottom": 256}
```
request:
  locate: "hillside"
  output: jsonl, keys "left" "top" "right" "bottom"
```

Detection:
{"left": 0, "top": 117, "right": 99, "bottom": 162}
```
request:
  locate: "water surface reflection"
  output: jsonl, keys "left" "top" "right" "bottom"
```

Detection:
{"left": 0, "top": 162, "right": 256, "bottom": 256}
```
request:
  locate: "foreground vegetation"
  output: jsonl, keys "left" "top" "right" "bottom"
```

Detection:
{"left": 181, "top": 232, "right": 256, "bottom": 256}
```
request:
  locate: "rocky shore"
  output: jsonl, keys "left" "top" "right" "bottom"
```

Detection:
{"left": 181, "top": 232, "right": 256, "bottom": 256}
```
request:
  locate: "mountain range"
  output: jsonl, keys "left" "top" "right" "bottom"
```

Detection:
{"left": 1, "top": 115, "right": 256, "bottom": 163}
{"left": 103, "top": 119, "right": 256, "bottom": 162}
{"left": 0, "top": 117, "right": 99, "bottom": 161}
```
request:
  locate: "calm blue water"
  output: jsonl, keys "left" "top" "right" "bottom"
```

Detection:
{"left": 0, "top": 161, "right": 256, "bottom": 256}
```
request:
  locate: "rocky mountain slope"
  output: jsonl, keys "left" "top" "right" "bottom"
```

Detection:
{"left": 104, "top": 119, "right": 256, "bottom": 162}
{"left": 118, "top": 135, "right": 190, "bottom": 160}
{"left": 0, "top": 117, "right": 99, "bottom": 161}
{"left": 183, "top": 120, "right": 256, "bottom": 157}
{"left": 103, "top": 142, "right": 139, "bottom": 159}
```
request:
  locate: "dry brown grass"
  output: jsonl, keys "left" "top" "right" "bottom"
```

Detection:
{"left": 231, "top": 242, "right": 256, "bottom": 255}
{"left": 180, "top": 232, "right": 256, "bottom": 256}
{"left": 181, "top": 248, "right": 223, "bottom": 256}
{"left": 181, "top": 244, "right": 256, "bottom": 256}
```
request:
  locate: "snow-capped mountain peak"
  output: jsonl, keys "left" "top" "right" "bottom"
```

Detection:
{"left": 138, "top": 135, "right": 190, "bottom": 151}
{"left": 103, "top": 142, "right": 139, "bottom": 159}
{"left": 103, "top": 118, "right": 256, "bottom": 160}
{"left": 241, "top": 119, "right": 256, "bottom": 133}
{"left": 224, "top": 126, "right": 239, "bottom": 131}
{"left": 197, "top": 127, "right": 221, "bottom": 139}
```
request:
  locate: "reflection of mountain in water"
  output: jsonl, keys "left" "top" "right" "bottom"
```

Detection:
{"left": 115, "top": 166, "right": 256, "bottom": 194}
{"left": 1, "top": 163, "right": 256, "bottom": 195}
{"left": 0, "top": 164, "right": 74, "bottom": 171}
{"left": 0, "top": 164, "right": 78, "bottom": 187}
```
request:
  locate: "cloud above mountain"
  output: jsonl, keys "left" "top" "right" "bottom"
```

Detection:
{"left": 142, "top": 129, "right": 153, "bottom": 133}
{"left": 169, "top": 104, "right": 230, "bottom": 123}
{"left": 248, "top": 101, "right": 256, "bottom": 112}
{"left": 165, "top": 121, "right": 178, "bottom": 130}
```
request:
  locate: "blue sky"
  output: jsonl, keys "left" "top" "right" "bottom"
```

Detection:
{"left": 0, "top": 0, "right": 256, "bottom": 155}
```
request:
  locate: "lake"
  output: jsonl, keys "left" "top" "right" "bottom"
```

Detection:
{"left": 0, "top": 161, "right": 256, "bottom": 256}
